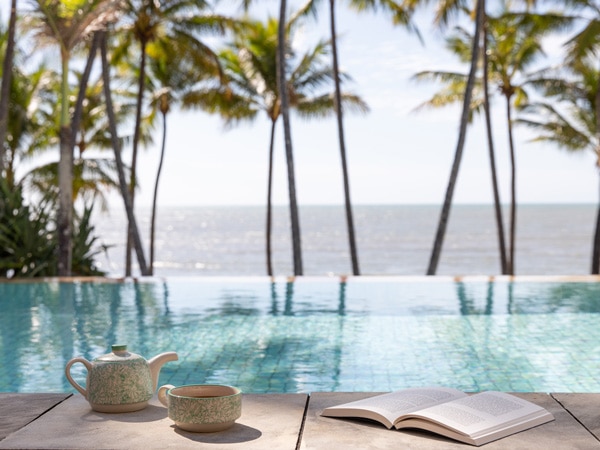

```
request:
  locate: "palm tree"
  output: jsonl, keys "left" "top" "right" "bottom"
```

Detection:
{"left": 425, "top": 0, "right": 486, "bottom": 275}
{"left": 484, "top": 10, "right": 568, "bottom": 274}
{"left": 146, "top": 36, "right": 223, "bottom": 274}
{"left": 294, "top": 0, "right": 419, "bottom": 277}
{"left": 24, "top": 0, "right": 123, "bottom": 275}
{"left": 415, "top": 3, "right": 507, "bottom": 274}
{"left": 193, "top": 16, "right": 368, "bottom": 275}
{"left": 329, "top": 3, "right": 362, "bottom": 275}
{"left": 555, "top": 0, "right": 600, "bottom": 273}
{"left": 0, "top": 7, "right": 56, "bottom": 190}
{"left": 518, "top": 58, "right": 600, "bottom": 273}
{"left": 0, "top": 0, "right": 18, "bottom": 175}
{"left": 149, "top": 86, "right": 168, "bottom": 276}
{"left": 116, "top": 0, "right": 233, "bottom": 276}
{"left": 0, "top": 18, "right": 147, "bottom": 274}
{"left": 419, "top": 5, "right": 563, "bottom": 275}
{"left": 70, "top": 32, "right": 103, "bottom": 161}
{"left": 235, "top": 0, "right": 302, "bottom": 276}
{"left": 72, "top": 71, "right": 137, "bottom": 165}
{"left": 3, "top": 27, "right": 143, "bottom": 252}
{"left": 277, "top": 0, "right": 302, "bottom": 275}
{"left": 481, "top": 12, "right": 509, "bottom": 275}
{"left": 339, "top": 0, "right": 421, "bottom": 277}
{"left": 422, "top": 0, "right": 570, "bottom": 276}
{"left": 98, "top": 29, "right": 150, "bottom": 274}
{"left": 2, "top": 62, "right": 58, "bottom": 191}
{"left": 23, "top": 68, "right": 127, "bottom": 210}
{"left": 198, "top": 17, "right": 284, "bottom": 275}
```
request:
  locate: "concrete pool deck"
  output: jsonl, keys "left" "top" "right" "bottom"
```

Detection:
{"left": 1, "top": 392, "right": 599, "bottom": 448}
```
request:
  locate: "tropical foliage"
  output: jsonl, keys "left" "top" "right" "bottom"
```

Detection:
{"left": 518, "top": 57, "right": 600, "bottom": 273}
{"left": 0, "top": 178, "right": 106, "bottom": 277}
{"left": 22, "top": 0, "right": 123, "bottom": 276}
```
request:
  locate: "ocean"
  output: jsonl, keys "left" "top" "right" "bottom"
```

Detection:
{"left": 92, "top": 203, "right": 597, "bottom": 277}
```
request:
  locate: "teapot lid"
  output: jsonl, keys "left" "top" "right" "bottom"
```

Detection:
{"left": 95, "top": 344, "right": 143, "bottom": 362}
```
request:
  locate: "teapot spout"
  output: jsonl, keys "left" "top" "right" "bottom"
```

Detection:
{"left": 148, "top": 352, "right": 178, "bottom": 391}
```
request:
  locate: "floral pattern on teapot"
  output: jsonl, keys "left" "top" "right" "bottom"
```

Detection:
{"left": 65, "top": 344, "right": 178, "bottom": 413}
{"left": 88, "top": 358, "right": 153, "bottom": 405}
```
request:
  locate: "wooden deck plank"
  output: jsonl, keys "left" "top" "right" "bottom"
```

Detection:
{"left": 0, "top": 393, "right": 307, "bottom": 449}
{"left": 552, "top": 393, "right": 600, "bottom": 441}
{"left": 0, "top": 393, "right": 71, "bottom": 442}
{"left": 300, "top": 392, "right": 600, "bottom": 449}
{"left": 3, "top": 393, "right": 600, "bottom": 449}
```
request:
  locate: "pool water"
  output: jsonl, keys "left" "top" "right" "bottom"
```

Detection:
{"left": 1, "top": 276, "right": 599, "bottom": 394}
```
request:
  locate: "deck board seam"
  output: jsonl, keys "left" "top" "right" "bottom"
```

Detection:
{"left": 295, "top": 393, "right": 311, "bottom": 450}
{"left": 550, "top": 393, "right": 600, "bottom": 443}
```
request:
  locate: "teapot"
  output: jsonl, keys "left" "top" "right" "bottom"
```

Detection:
{"left": 65, "top": 344, "right": 178, "bottom": 413}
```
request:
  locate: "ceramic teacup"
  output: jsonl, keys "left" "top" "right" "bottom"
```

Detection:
{"left": 158, "top": 384, "right": 242, "bottom": 432}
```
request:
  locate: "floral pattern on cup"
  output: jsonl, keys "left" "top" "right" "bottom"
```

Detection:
{"left": 158, "top": 384, "right": 242, "bottom": 432}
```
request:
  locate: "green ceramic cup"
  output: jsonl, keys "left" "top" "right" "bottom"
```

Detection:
{"left": 158, "top": 384, "right": 242, "bottom": 432}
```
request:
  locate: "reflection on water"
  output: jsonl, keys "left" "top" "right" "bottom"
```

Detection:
{"left": 456, "top": 281, "right": 494, "bottom": 315}
{"left": 1, "top": 277, "right": 600, "bottom": 394}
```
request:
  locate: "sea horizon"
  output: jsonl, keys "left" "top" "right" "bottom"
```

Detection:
{"left": 123, "top": 201, "right": 598, "bottom": 208}
{"left": 92, "top": 203, "right": 599, "bottom": 278}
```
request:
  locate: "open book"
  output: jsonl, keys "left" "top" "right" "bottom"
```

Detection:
{"left": 321, "top": 387, "right": 554, "bottom": 446}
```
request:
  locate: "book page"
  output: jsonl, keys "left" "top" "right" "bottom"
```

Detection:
{"left": 322, "top": 387, "right": 467, "bottom": 428}
{"left": 396, "top": 392, "right": 553, "bottom": 439}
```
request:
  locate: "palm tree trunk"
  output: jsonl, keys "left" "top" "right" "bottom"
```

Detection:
{"left": 482, "top": 6, "right": 508, "bottom": 275}
{"left": 125, "top": 39, "right": 149, "bottom": 277}
{"left": 592, "top": 173, "right": 600, "bottom": 274}
{"left": 505, "top": 94, "right": 517, "bottom": 275}
{"left": 426, "top": 0, "right": 484, "bottom": 275}
{"left": 57, "top": 54, "right": 73, "bottom": 276}
{"left": 0, "top": 0, "right": 17, "bottom": 175}
{"left": 266, "top": 120, "right": 276, "bottom": 276}
{"left": 63, "top": 33, "right": 99, "bottom": 274}
{"left": 57, "top": 127, "right": 73, "bottom": 276}
{"left": 277, "top": 0, "right": 303, "bottom": 276}
{"left": 592, "top": 73, "right": 600, "bottom": 274}
{"left": 71, "top": 32, "right": 101, "bottom": 154}
{"left": 99, "top": 31, "right": 149, "bottom": 276}
{"left": 149, "top": 111, "right": 168, "bottom": 275}
{"left": 329, "top": 0, "right": 360, "bottom": 276}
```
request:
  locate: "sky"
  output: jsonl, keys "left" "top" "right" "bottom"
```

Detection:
{"left": 6, "top": 2, "right": 599, "bottom": 208}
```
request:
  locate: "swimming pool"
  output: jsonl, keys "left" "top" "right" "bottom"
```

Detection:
{"left": 1, "top": 276, "right": 599, "bottom": 394}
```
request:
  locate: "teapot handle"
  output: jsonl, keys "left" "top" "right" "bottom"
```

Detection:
{"left": 65, "top": 357, "right": 92, "bottom": 398}
{"left": 158, "top": 384, "right": 175, "bottom": 407}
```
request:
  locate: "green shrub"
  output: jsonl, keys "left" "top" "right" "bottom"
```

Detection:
{"left": 72, "top": 203, "right": 107, "bottom": 277}
{"left": 0, "top": 179, "right": 106, "bottom": 278}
